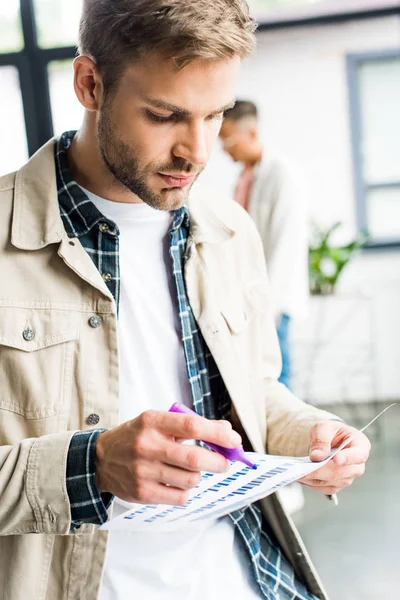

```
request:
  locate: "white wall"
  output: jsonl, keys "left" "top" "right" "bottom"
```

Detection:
{"left": 196, "top": 16, "right": 400, "bottom": 403}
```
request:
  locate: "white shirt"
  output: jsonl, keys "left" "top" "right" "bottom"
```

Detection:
{"left": 82, "top": 189, "right": 263, "bottom": 600}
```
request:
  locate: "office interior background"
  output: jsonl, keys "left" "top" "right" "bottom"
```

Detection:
{"left": 0, "top": 1, "right": 399, "bottom": 598}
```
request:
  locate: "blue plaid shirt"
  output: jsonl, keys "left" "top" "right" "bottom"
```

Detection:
{"left": 57, "top": 132, "right": 317, "bottom": 600}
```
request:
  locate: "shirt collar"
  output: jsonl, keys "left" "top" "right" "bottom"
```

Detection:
{"left": 56, "top": 131, "right": 118, "bottom": 238}
{"left": 171, "top": 205, "right": 190, "bottom": 233}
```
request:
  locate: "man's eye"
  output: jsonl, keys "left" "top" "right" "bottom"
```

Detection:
{"left": 146, "top": 111, "right": 175, "bottom": 123}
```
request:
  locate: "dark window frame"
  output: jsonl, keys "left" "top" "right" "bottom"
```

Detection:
{"left": 347, "top": 48, "right": 400, "bottom": 249}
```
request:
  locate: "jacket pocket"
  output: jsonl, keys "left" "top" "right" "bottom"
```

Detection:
{"left": 0, "top": 308, "right": 79, "bottom": 419}
{"left": 221, "top": 277, "right": 270, "bottom": 335}
{"left": 220, "top": 303, "right": 247, "bottom": 335}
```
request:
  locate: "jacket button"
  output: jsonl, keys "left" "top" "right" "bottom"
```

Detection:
{"left": 102, "top": 272, "right": 112, "bottom": 283}
{"left": 99, "top": 223, "right": 109, "bottom": 233}
{"left": 22, "top": 328, "right": 35, "bottom": 341}
{"left": 89, "top": 315, "right": 103, "bottom": 328}
{"left": 86, "top": 413, "right": 100, "bottom": 426}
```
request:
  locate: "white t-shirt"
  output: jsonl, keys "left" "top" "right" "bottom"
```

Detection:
{"left": 83, "top": 189, "right": 262, "bottom": 600}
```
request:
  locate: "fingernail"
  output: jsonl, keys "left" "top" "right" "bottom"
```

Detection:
{"left": 217, "top": 420, "right": 232, "bottom": 428}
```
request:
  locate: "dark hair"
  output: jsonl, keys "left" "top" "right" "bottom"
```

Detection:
{"left": 78, "top": 0, "right": 257, "bottom": 93}
{"left": 224, "top": 100, "right": 258, "bottom": 121}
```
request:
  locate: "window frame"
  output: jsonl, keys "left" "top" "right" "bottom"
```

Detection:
{"left": 0, "top": 0, "right": 76, "bottom": 156}
{"left": 347, "top": 48, "right": 400, "bottom": 249}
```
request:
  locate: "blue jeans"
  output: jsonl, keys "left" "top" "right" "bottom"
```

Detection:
{"left": 276, "top": 314, "right": 291, "bottom": 391}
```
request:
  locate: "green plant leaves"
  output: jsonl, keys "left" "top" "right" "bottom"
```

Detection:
{"left": 309, "top": 222, "right": 368, "bottom": 295}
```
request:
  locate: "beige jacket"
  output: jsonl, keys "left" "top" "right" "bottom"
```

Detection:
{"left": 0, "top": 140, "right": 335, "bottom": 600}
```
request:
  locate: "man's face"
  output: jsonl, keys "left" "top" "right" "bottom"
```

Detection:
{"left": 219, "top": 118, "right": 253, "bottom": 163}
{"left": 97, "top": 55, "right": 240, "bottom": 210}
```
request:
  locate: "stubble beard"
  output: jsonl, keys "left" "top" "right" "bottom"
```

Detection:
{"left": 97, "top": 107, "right": 202, "bottom": 211}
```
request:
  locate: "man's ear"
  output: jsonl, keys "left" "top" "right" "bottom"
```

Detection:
{"left": 73, "top": 55, "right": 105, "bottom": 111}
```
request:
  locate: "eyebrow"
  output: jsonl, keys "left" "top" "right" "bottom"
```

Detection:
{"left": 142, "top": 95, "right": 236, "bottom": 117}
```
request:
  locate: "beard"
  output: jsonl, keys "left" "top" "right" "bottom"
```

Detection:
{"left": 97, "top": 104, "right": 203, "bottom": 211}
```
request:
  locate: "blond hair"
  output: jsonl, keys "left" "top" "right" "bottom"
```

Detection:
{"left": 79, "top": 0, "right": 256, "bottom": 91}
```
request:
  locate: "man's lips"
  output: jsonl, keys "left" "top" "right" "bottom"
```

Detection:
{"left": 158, "top": 173, "right": 196, "bottom": 188}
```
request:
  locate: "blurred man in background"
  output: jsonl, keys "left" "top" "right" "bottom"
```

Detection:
{"left": 220, "top": 101, "right": 309, "bottom": 390}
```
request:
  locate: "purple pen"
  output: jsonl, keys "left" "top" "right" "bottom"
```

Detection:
{"left": 169, "top": 402, "right": 257, "bottom": 469}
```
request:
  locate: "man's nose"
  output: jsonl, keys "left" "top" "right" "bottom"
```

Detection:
{"left": 172, "top": 122, "right": 208, "bottom": 167}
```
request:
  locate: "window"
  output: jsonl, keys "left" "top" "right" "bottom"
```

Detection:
{"left": 347, "top": 50, "right": 400, "bottom": 246}
{"left": 33, "top": 0, "right": 82, "bottom": 49}
{"left": 48, "top": 60, "right": 84, "bottom": 135}
{"left": 0, "top": 0, "right": 78, "bottom": 176}
{"left": 0, "top": 66, "right": 28, "bottom": 174}
{"left": 0, "top": 3, "right": 23, "bottom": 53}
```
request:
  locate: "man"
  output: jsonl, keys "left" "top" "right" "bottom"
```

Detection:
{"left": 0, "top": 2, "right": 370, "bottom": 599}
{"left": 219, "top": 101, "right": 309, "bottom": 390}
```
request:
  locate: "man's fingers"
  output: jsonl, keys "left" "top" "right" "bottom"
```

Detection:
{"left": 133, "top": 460, "right": 203, "bottom": 490}
{"left": 174, "top": 420, "right": 232, "bottom": 443}
{"left": 133, "top": 481, "right": 190, "bottom": 506}
{"left": 217, "top": 419, "right": 233, "bottom": 429}
{"left": 157, "top": 464, "right": 202, "bottom": 490}
{"left": 301, "top": 477, "right": 355, "bottom": 489}
{"left": 151, "top": 411, "right": 241, "bottom": 448}
{"left": 300, "top": 463, "right": 365, "bottom": 484}
{"left": 301, "top": 483, "right": 343, "bottom": 496}
{"left": 301, "top": 423, "right": 370, "bottom": 496}
{"left": 162, "top": 440, "right": 230, "bottom": 473}
{"left": 309, "top": 422, "right": 337, "bottom": 461}
{"left": 333, "top": 441, "right": 371, "bottom": 467}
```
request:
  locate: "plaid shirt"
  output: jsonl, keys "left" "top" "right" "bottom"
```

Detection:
{"left": 57, "top": 132, "right": 317, "bottom": 600}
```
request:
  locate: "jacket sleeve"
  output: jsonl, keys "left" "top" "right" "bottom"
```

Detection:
{"left": 0, "top": 432, "right": 74, "bottom": 535}
{"left": 263, "top": 379, "right": 340, "bottom": 457}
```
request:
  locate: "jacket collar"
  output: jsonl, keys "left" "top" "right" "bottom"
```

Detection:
{"left": 11, "top": 138, "right": 236, "bottom": 250}
{"left": 12, "top": 138, "right": 64, "bottom": 250}
{"left": 187, "top": 191, "right": 236, "bottom": 245}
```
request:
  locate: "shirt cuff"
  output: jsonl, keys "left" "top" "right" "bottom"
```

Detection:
{"left": 66, "top": 429, "right": 114, "bottom": 529}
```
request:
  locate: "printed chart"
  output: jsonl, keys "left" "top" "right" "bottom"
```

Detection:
{"left": 101, "top": 404, "right": 393, "bottom": 532}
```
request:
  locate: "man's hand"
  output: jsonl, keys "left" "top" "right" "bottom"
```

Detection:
{"left": 298, "top": 421, "right": 371, "bottom": 495}
{"left": 95, "top": 410, "right": 241, "bottom": 506}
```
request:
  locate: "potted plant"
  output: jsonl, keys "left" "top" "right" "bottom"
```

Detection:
{"left": 309, "top": 222, "right": 367, "bottom": 295}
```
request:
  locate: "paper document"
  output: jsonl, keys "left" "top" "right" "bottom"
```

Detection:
{"left": 100, "top": 404, "right": 394, "bottom": 532}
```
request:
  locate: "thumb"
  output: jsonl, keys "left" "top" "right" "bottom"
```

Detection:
{"left": 309, "top": 422, "right": 333, "bottom": 462}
